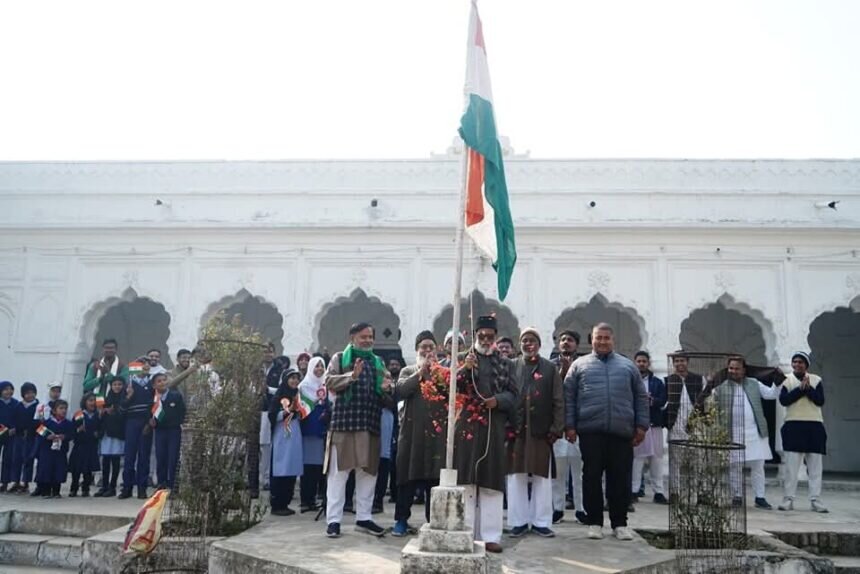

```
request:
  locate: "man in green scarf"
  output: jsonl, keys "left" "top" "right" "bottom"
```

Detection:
{"left": 323, "top": 322, "right": 393, "bottom": 539}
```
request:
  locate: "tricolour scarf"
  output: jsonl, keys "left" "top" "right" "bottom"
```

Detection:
{"left": 340, "top": 344, "right": 385, "bottom": 404}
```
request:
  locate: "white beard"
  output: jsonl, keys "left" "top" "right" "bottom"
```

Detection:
{"left": 474, "top": 343, "right": 492, "bottom": 356}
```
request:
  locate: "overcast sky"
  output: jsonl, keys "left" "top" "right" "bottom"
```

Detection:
{"left": 1, "top": 0, "right": 858, "bottom": 161}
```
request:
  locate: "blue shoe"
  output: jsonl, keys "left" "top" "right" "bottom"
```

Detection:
{"left": 326, "top": 522, "right": 341, "bottom": 538}
{"left": 509, "top": 524, "right": 529, "bottom": 538}
{"left": 532, "top": 526, "right": 555, "bottom": 538}
{"left": 391, "top": 520, "right": 409, "bottom": 537}
{"left": 575, "top": 511, "right": 588, "bottom": 524}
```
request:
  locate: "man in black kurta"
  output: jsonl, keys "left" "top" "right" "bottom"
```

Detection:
{"left": 392, "top": 330, "right": 445, "bottom": 537}
{"left": 453, "top": 315, "right": 517, "bottom": 553}
{"left": 506, "top": 327, "right": 564, "bottom": 538}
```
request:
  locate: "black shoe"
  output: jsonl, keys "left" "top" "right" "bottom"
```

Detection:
{"left": 653, "top": 493, "right": 668, "bottom": 505}
{"left": 118, "top": 489, "right": 132, "bottom": 500}
{"left": 754, "top": 497, "right": 772, "bottom": 510}
{"left": 532, "top": 526, "right": 555, "bottom": 538}
{"left": 104, "top": 488, "right": 117, "bottom": 498}
{"left": 31, "top": 488, "right": 43, "bottom": 497}
{"left": 509, "top": 525, "right": 528, "bottom": 538}
{"left": 637, "top": 487, "right": 645, "bottom": 498}
{"left": 93, "top": 489, "right": 108, "bottom": 498}
{"left": 271, "top": 508, "right": 296, "bottom": 516}
{"left": 355, "top": 520, "right": 386, "bottom": 537}
{"left": 326, "top": 522, "right": 341, "bottom": 538}
{"left": 371, "top": 504, "right": 383, "bottom": 515}
{"left": 388, "top": 496, "right": 397, "bottom": 504}
{"left": 414, "top": 495, "right": 425, "bottom": 505}
{"left": 68, "top": 490, "right": 78, "bottom": 498}
{"left": 300, "top": 503, "right": 320, "bottom": 513}
{"left": 575, "top": 511, "right": 588, "bottom": 525}
{"left": 343, "top": 504, "right": 355, "bottom": 514}
{"left": 630, "top": 491, "right": 640, "bottom": 501}
{"left": 81, "top": 490, "right": 90, "bottom": 498}
{"left": 552, "top": 511, "right": 564, "bottom": 524}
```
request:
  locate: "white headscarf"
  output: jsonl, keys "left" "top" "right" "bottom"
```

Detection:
{"left": 298, "top": 356, "right": 327, "bottom": 406}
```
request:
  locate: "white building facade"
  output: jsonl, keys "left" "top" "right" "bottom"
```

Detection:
{"left": 0, "top": 157, "right": 859, "bottom": 471}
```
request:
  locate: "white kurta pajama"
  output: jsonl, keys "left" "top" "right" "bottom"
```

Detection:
{"left": 507, "top": 454, "right": 554, "bottom": 529}
{"left": 552, "top": 438, "right": 583, "bottom": 514}
{"left": 632, "top": 375, "right": 666, "bottom": 495}
{"left": 728, "top": 381, "right": 780, "bottom": 499}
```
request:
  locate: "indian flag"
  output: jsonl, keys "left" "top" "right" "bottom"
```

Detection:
{"left": 297, "top": 394, "right": 313, "bottom": 420}
{"left": 128, "top": 361, "right": 145, "bottom": 377}
{"left": 459, "top": 0, "right": 516, "bottom": 301}
{"left": 73, "top": 410, "right": 85, "bottom": 423}
{"left": 35, "top": 424, "right": 53, "bottom": 438}
{"left": 151, "top": 395, "right": 165, "bottom": 423}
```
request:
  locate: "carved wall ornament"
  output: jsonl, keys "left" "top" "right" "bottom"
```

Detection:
{"left": 587, "top": 270, "right": 611, "bottom": 293}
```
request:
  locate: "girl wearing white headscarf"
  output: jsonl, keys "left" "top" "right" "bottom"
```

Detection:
{"left": 298, "top": 356, "right": 329, "bottom": 512}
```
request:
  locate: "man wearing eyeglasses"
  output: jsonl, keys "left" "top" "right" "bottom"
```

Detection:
{"left": 453, "top": 315, "right": 518, "bottom": 554}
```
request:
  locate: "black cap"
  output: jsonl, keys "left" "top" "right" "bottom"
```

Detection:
{"left": 415, "top": 330, "right": 436, "bottom": 349}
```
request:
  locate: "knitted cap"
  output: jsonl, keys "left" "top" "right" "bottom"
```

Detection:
{"left": 415, "top": 330, "right": 437, "bottom": 349}
{"left": 791, "top": 351, "right": 811, "bottom": 367}
{"left": 519, "top": 327, "right": 541, "bottom": 345}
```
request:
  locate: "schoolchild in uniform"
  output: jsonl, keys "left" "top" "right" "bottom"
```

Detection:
{"left": 35, "top": 399, "right": 75, "bottom": 498}
{"left": 95, "top": 376, "right": 126, "bottom": 497}
{"left": 298, "top": 356, "right": 329, "bottom": 512}
{"left": 268, "top": 368, "right": 305, "bottom": 516}
{"left": 10, "top": 382, "right": 39, "bottom": 493}
{"left": 0, "top": 381, "right": 19, "bottom": 492}
{"left": 120, "top": 365, "right": 155, "bottom": 499}
{"left": 30, "top": 383, "right": 63, "bottom": 497}
{"left": 151, "top": 373, "right": 186, "bottom": 490}
{"left": 68, "top": 393, "right": 101, "bottom": 497}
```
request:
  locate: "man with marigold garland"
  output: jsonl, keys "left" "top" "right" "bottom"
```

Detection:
{"left": 454, "top": 315, "right": 518, "bottom": 554}
{"left": 391, "top": 330, "right": 448, "bottom": 537}
{"left": 506, "top": 327, "right": 565, "bottom": 538}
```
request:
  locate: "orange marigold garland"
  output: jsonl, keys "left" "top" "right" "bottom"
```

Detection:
{"left": 419, "top": 363, "right": 467, "bottom": 435}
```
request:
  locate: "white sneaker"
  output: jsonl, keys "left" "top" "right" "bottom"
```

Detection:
{"left": 587, "top": 525, "right": 604, "bottom": 540}
{"left": 811, "top": 499, "right": 829, "bottom": 513}
{"left": 777, "top": 497, "right": 793, "bottom": 511}
{"left": 614, "top": 526, "right": 634, "bottom": 541}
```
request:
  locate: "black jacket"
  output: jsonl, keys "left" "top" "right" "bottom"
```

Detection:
{"left": 154, "top": 390, "right": 186, "bottom": 429}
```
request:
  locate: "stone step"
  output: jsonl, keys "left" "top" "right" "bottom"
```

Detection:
{"left": 0, "top": 532, "right": 85, "bottom": 569}
{"left": 8, "top": 510, "right": 130, "bottom": 538}
{"left": 823, "top": 555, "right": 860, "bottom": 574}
{"left": 0, "top": 566, "right": 77, "bottom": 573}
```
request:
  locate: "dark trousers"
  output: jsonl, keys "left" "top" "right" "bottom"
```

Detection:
{"left": 12, "top": 435, "right": 35, "bottom": 483}
{"left": 155, "top": 427, "right": 182, "bottom": 488}
{"left": 579, "top": 432, "right": 633, "bottom": 528}
{"left": 248, "top": 413, "right": 262, "bottom": 494}
{"left": 0, "top": 438, "right": 14, "bottom": 483}
{"left": 395, "top": 480, "right": 436, "bottom": 523}
{"left": 300, "top": 464, "right": 323, "bottom": 507}
{"left": 101, "top": 455, "right": 121, "bottom": 489}
{"left": 271, "top": 475, "right": 297, "bottom": 511}
{"left": 70, "top": 471, "right": 93, "bottom": 493}
{"left": 373, "top": 458, "right": 391, "bottom": 508}
{"left": 123, "top": 418, "right": 153, "bottom": 491}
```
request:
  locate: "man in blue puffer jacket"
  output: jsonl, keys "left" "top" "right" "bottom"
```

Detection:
{"left": 563, "top": 323, "right": 649, "bottom": 542}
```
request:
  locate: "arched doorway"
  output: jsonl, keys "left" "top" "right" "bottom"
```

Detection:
{"left": 92, "top": 297, "right": 172, "bottom": 368}
{"left": 679, "top": 296, "right": 776, "bottom": 460}
{"left": 201, "top": 289, "right": 285, "bottom": 354}
{"left": 679, "top": 298, "right": 768, "bottom": 364}
{"left": 554, "top": 294, "right": 644, "bottom": 359}
{"left": 808, "top": 306, "right": 860, "bottom": 472}
{"left": 432, "top": 290, "right": 520, "bottom": 351}
{"left": 315, "top": 289, "right": 401, "bottom": 362}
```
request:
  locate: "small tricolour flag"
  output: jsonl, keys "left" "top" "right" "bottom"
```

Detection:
{"left": 73, "top": 410, "right": 85, "bottom": 423}
{"left": 36, "top": 424, "right": 53, "bottom": 439}
{"left": 460, "top": 0, "right": 516, "bottom": 301}
{"left": 128, "top": 361, "right": 145, "bottom": 377}
{"left": 0, "top": 424, "right": 8, "bottom": 437}
{"left": 297, "top": 394, "right": 313, "bottom": 420}
{"left": 151, "top": 396, "right": 165, "bottom": 423}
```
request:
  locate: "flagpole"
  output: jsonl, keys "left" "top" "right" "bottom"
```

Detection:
{"left": 442, "top": 147, "right": 469, "bottom": 483}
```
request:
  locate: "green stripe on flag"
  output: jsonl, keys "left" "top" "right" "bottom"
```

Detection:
{"left": 459, "top": 93, "right": 517, "bottom": 300}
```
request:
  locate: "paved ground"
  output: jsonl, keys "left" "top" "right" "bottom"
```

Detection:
{"left": 2, "top": 481, "right": 859, "bottom": 573}
{"left": 215, "top": 483, "right": 860, "bottom": 574}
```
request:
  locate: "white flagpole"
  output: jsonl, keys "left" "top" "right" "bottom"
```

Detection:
{"left": 442, "top": 148, "right": 469, "bottom": 480}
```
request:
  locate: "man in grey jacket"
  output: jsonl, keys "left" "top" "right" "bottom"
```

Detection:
{"left": 564, "top": 323, "right": 649, "bottom": 541}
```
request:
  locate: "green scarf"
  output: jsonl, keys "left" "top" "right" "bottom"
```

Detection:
{"left": 340, "top": 344, "right": 385, "bottom": 403}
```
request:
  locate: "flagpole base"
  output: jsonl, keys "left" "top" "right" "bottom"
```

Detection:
{"left": 439, "top": 468, "right": 458, "bottom": 487}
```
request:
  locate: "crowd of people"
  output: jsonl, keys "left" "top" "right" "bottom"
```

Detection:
{"left": 0, "top": 319, "right": 831, "bottom": 553}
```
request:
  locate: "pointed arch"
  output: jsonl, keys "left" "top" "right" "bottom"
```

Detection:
{"left": 553, "top": 293, "right": 646, "bottom": 359}
{"left": 76, "top": 287, "right": 173, "bottom": 366}
{"left": 431, "top": 290, "right": 520, "bottom": 350}
{"left": 679, "top": 293, "right": 774, "bottom": 365}
{"left": 200, "top": 288, "right": 285, "bottom": 354}
{"left": 313, "top": 288, "right": 401, "bottom": 357}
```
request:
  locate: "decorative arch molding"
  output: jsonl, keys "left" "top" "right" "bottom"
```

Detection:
{"left": 553, "top": 292, "right": 648, "bottom": 355}
{"left": 801, "top": 281, "right": 860, "bottom": 339}
{"left": 306, "top": 278, "right": 407, "bottom": 335}
{"left": 680, "top": 293, "right": 777, "bottom": 364}
{"left": 198, "top": 288, "right": 285, "bottom": 349}
{"left": 312, "top": 288, "right": 402, "bottom": 352}
{"left": 431, "top": 289, "right": 521, "bottom": 347}
{"left": 74, "top": 286, "right": 175, "bottom": 358}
